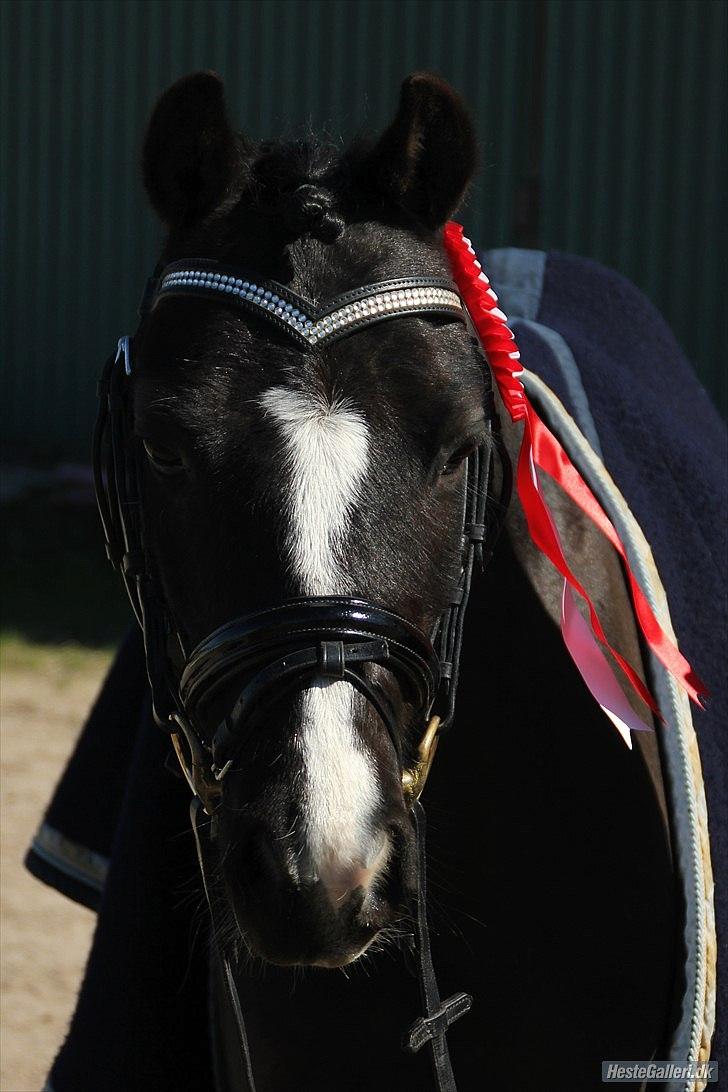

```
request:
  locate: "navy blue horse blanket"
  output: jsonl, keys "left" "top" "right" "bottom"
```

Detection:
{"left": 27, "top": 250, "right": 726, "bottom": 1091}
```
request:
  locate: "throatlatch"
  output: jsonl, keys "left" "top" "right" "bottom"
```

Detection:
{"left": 94, "top": 249, "right": 513, "bottom": 1092}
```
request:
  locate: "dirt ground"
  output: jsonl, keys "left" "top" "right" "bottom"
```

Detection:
{"left": 1, "top": 644, "right": 111, "bottom": 1092}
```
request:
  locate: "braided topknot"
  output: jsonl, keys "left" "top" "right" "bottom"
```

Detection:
{"left": 280, "top": 183, "right": 344, "bottom": 243}
{"left": 252, "top": 140, "right": 346, "bottom": 243}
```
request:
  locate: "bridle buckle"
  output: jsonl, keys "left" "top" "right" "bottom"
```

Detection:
{"left": 402, "top": 714, "right": 442, "bottom": 801}
{"left": 169, "top": 713, "right": 221, "bottom": 815}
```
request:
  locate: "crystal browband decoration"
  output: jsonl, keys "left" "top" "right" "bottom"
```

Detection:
{"left": 154, "top": 268, "right": 464, "bottom": 348}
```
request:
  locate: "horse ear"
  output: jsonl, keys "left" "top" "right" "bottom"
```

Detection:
{"left": 142, "top": 72, "right": 246, "bottom": 226}
{"left": 368, "top": 73, "right": 477, "bottom": 229}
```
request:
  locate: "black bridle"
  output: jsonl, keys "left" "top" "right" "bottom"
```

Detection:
{"left": 93, "top": 260, "right": 511, "bottom": 1092}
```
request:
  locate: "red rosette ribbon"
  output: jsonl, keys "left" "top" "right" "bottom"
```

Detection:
{"left": 443, "top": 221, "right": 707, "bottom": 737}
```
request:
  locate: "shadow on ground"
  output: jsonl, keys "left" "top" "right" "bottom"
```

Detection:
{"left": 2, "top": 494, "right": 131, "bottom": 648}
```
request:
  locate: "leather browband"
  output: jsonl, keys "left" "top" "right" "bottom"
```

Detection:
{"left": 146, "top": 261, "right": 466, "bottom": 348}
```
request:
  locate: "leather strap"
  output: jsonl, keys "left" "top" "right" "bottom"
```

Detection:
{"left": 211, "top": 638, "right": 403, "bottom": 771}
{"left": 190, "top": 799, "right": 257, "bottom": 1092}
{"left": 405, "top": 800, "right": 472, "bottom": 1091}
{"left": 192, "top": 790, "right": 469, "bottom": 1092}
{"left": 180, "top": 597, "right": 439, "bottom": 721}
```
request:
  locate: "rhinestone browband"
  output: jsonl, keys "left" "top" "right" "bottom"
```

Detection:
{"left": 148, "top": 262, "right": 465, "bottom": 348}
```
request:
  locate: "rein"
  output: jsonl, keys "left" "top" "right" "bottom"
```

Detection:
{"left": 93, "top": 257, "right": 511, "bottom": 1092}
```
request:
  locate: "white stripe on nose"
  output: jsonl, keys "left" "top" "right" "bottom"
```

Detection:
{"left": 299, "top": 682, "right": 387, "bottom": 903}
{"left": 261, "top": 387, "right": 383, "bottom": 900}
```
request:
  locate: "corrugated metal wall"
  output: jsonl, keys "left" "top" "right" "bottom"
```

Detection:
{"left": 1, "top": 0, "right": 724, "bottom": 458}
{"left": 539, "top": 0, "right": 727, "bottom": 414}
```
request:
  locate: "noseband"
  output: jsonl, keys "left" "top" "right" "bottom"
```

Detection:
{"left": 93, "top": 258, "right": 511, "bottom": 1092}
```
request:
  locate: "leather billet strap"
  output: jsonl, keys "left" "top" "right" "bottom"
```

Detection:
{"left": 147, "top": 261, "right": 465, "bottom": 348}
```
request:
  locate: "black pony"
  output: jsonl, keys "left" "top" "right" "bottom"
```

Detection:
{"left": 31, "top": 70, "right": 722, "bottom": 1092}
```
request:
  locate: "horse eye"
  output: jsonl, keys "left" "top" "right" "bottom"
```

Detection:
{"left": 142, "top": 439, "right": 185, "bottom": 474}
{"left": 441, "top": 442, "right": 477, "bottom": 476}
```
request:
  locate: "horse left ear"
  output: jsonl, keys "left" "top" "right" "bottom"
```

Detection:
{"left": 367, "top": 73, "right": 478, "bottom": 229}
{"left": 142, "top": 71, "right": 247, "bottom": 226}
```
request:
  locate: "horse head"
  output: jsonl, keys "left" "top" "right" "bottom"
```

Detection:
{"left": 109, "top": 70, "right": 501, "bottom": 969}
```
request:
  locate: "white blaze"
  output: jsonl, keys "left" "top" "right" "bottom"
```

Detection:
{"left": 299, "top": 681, "right": 386, "bottom": 902}
{"left": 260, "top": 386, "right": 383, "bottom": 900}
{"left": 260, "top": 385, "right": 369, "bottom": 596}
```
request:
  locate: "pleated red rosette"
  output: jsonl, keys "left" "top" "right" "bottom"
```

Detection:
{"left": 443, "top": 221, "right": 707, "bottom": 737}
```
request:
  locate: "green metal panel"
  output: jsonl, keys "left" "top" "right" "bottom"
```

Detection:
{"left": 0, "top": 0, "right": 534, "bottom": 458}
{"left": 539, "top": 0, "right": 727, "bottom": 415}
{"left": 0, "top": 0, "right": 724, "bottom": 459}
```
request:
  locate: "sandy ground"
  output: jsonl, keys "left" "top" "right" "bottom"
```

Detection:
{"left": 1, "top": 646, "right": 111, "bottom": 1092}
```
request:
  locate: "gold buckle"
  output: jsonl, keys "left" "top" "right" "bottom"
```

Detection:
{"left": 402, "top": 715, "right": 441, "bottom": 801}
{"left": 169, "top": 714, "right": 221, "bottom": 816}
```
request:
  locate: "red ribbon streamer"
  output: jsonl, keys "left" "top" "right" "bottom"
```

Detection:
{"left": 443, "top": 221, "right": 707, "bottom": 712}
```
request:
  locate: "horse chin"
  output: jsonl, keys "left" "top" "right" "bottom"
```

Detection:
{"left": 241, "top": 926, "right": 382, "bottom": 969}
{"left": 310, "top": 936, "right": 378, "bottom": 968}
{"left": 229, "top": 888, "right": 394, "bottom": 969}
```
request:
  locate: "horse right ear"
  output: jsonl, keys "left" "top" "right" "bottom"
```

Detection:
{"left": 365, "top": 73, "right": 477, "bottom": 229}
{"left": 142, "top": 72, "right": 247, "bottom": 226}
